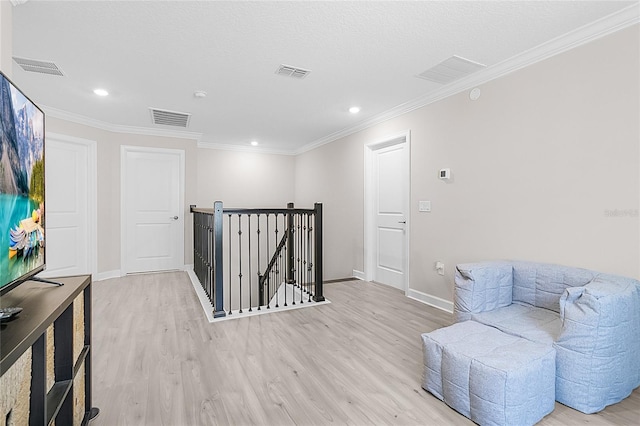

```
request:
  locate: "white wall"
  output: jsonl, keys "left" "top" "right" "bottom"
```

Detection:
{"left": 295, "top": 136, "right": 364, "bottom": 281}
{"left": 196, "top": 149, "right": 295, "bottom": 208}
{"left": 295, "top": 24, "right": 640, "bottom": 301}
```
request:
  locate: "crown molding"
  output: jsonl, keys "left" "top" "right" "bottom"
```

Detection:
{"left": 45, "top": 104, "right": 293, "bottom": 154}
{"left": 197, "top": 141, "right": 295, "bottom": 156}
{"left": 42, "top": 105, "right": 203, "bottom": 142}
{"left": 294, "top": 3, "right": 640, "bottom": 155}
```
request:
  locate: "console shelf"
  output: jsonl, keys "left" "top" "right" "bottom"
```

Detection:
{"left": 0, "top": 275, "right": 97, "bottom": 425}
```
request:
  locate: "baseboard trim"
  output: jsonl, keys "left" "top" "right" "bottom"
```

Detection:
{"left": 325, "top": 277, "right": 357, "bottom": 284}
{"left": 94, "top": 270, "right": 121, "bottom": 281}
{"left": 95, "top": 267, "right": 195, "bottom": 281}
{"left": 407, "top": 289, "right": 454, "bottom": 314}
{"left": 352, "top": 269, "right": 365, "bottom": 280}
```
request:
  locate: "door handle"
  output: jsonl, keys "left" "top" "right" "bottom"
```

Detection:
{"left": 398, "top": 221, "right": 406, "bottom": 224}
{"left": 170, "top": 216, "right": 179, "bottom": 220}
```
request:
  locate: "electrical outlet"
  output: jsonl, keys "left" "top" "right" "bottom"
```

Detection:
{"left": 435, "top": 261, "right": 445, "bottom": 276}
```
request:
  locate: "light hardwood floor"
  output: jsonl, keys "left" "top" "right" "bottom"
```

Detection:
{"left": 91, "top": 272, "right": 639, "bottom": 425}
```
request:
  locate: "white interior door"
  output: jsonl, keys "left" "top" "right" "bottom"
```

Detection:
{"left": 121, "top": 146, "right": 184, "bottom": 274}
{"left": 43, "top": 134, "right": 97, "bottom": 278}
{"left": 365, "top": 133, "right": 410, "bottom": 292}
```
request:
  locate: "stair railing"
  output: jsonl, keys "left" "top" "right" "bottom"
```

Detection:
{"left": 190, "top": 202, "right": 324, "bottom": 318}
{"left": 258, "top": 229, "right": 288, "bottom": 307}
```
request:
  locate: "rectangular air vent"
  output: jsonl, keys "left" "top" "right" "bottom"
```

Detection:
{"left": 13, "top": 57, "right": 64, "bottom": 76}
{"left": 416, "top": 55, "right": 485, "bottom": 85}
{"left": 149, "top": 108, "right": 191, "bottom": 128}
{"left": 275, "top": 64, "right": 311, "bottom": 79}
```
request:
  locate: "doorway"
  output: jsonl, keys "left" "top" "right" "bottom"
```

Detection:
{"left": 364, "top": 131, "right": 410, "bottom": 293}
{"left": 42, "top": 133, "right": 97, "bottom": 278}
{"left": 121, "top": 146, "right": 185, "bottom": 274}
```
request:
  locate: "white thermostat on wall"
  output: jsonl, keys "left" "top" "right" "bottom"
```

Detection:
{"left": 439, "top": 168, "right": 451, "bottom": 180}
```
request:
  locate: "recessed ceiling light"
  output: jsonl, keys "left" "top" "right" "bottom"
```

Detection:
{"left": 250, "top": 141, "right": 259, "bottom": 146}
{"left": 194, "top": 91, "right": 207, "bottom": 98}
{"left": 349, "top": 106, "right": 360, "bottom": 114}
{"left": 93, "top": 88, "right": 109, "bottom": 97}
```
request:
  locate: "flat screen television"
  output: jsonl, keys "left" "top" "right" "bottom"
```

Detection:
{"left": 0, "top": 70, "right": 46, "bottom": 296}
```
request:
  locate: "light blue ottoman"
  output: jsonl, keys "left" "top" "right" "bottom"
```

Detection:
{"left": 421, "top": 321, "right": 556, "bottom": 426}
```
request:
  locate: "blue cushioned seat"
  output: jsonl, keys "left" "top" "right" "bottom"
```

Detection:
{"left": 454, "top": 261, "right": 640, "bottom": 414}
{"left": 422, "top": 321, "right": 556, "bottom": 426}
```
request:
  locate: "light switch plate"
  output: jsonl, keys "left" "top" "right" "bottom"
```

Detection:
{"left": 419, "top": 201, "right": 431, "bottom": 212}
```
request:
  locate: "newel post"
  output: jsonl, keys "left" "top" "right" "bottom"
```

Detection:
{"left": 213, "top": 201, "right": 226, "bottom": 318}
{"left": 313, "top": 202, "right": 325, "bottom": 302}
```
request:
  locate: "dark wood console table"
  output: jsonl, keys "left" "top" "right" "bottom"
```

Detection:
{"left": 0, "top": 275, "right": 98, "bottom": 425}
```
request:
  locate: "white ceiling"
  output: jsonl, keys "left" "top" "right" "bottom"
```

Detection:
{"left": 9, "top": 1, "right": 637, "bottom": 154}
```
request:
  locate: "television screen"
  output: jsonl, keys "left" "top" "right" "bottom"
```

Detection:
{"left": 0, "top": 71, "right": 46, "bottom": 295}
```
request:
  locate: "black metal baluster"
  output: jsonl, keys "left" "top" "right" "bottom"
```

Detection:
{"left": 270, "top": 262, "right": 274, "bottom": 309}
{"left": 193, "top": 212, "right": 199, "bottom": 293}
{"left": 281, "top": 218, "right": 285, "bottom": 307}
{"left": 283, "top": 213, "right": 288, "bottom": 307}
{"left": 238, "top": 214, "right": 243, "bottom": 314}
{"left": 308, "top": 214, "right": 313, "bottom": 302}
{"left": 293, "top": 212, "right": 298, "bottom": 304}
{"left": 305, "top": 213, "right": 309, "bottom": 301}
{"left": 292, "top": 213, "right": 297, "bottom": 305}
{"left": 256, "top": 214, "right": 261, "bottom": 310}
{"left": 274, "top": 251, "right": 279, "bottom": 308}
{"left": 283, "top": 243, "right": 288, "bottom": 307}
{"left": 228, "top": 213, "right": 233, "bottom": 315}
{"left": 275, "top": 213, "right": 280, "bottom": 308}
{"left": 256, "top": 214, "right": 260, "bottom": 309}
{"left": 266, "top": 214, "right": 271, "bottom": 309}
{"left": 248, "top": 214, "right": 252, "bottom": 312}
{"left": 301, "top": 214, "right": 307, "bottom": 304}
{"left": 289, "top": 211, "right": 298, "bottom": 305}
{"left": 274, "top": 214, "right": 277, "bottom": 307}
{"left": 282, "top": 215, "right": 288, "bottom": 306}
{"left": 298, "top": 213, "right": 302, "bottom": 304}
{"left": 281, "top": 244, "right": 285, "bottom": 307}
{"left": 283, "top": 212, "right": 288, "bottom": 307}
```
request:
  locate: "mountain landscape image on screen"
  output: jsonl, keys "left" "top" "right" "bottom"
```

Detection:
{"left": 0, "top": 74, "right": 45, "bottom": 287}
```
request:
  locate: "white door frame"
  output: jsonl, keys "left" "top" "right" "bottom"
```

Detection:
{"left": 364, "top": 130, "right": 411, "bottom": 294}
{"left": 45, "top": 132, "right": 98, "bottom": 278}
{"left": 120, "top": 145, "right": 185, "bottom": 275}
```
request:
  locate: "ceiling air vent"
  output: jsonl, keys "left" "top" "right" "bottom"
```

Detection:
{"left": 275, "top": 64, "right": 311, "bottom": 79}
{"left": 13, "top": 57, "right": 64, "bottom": 76}
{"left": 417, "top": 55, "right": 485, "bottom": 85}
{"left": 149, "top": 108, "right": 191, "bottom": 128}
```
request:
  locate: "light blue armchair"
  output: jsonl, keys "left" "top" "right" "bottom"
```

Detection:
{"left": 454, "top": 260, "right": 640, "bottom": 414}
